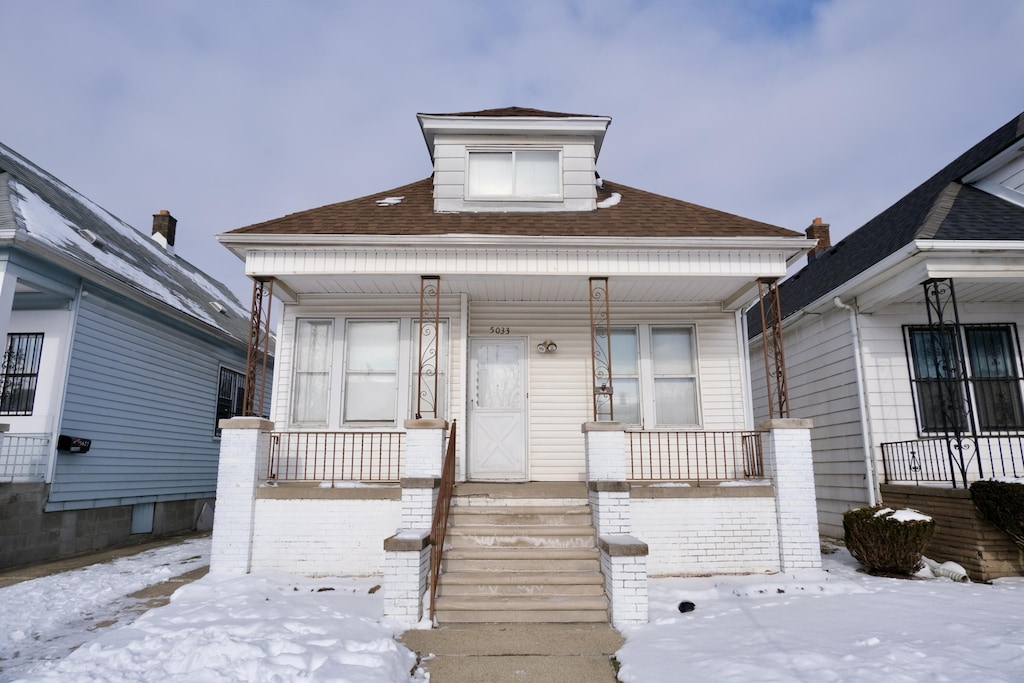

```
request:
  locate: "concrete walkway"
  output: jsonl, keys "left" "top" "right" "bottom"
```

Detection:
{"left": 400, "top": 623, "right": 624, "bottom": 682}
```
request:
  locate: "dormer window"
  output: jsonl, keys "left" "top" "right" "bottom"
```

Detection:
{"left": 467, "top": 149, "right": 561, "bottom": 200}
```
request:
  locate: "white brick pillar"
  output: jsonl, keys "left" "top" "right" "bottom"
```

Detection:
{"left": 599, "top": 535, "right": 649, "bottom": 627}
{"left": 400, "top": 419, "right": 448, "bottom": 526}
{"left": 583, "top": 422, "right": 632, "bottom": 537}
{"left": 210, "top": 417, "right": 273, "bottom": 574}
{"left": 383, "top": 530, "right": 431, "bottom": 626}
{"left": 583, "top": 421, "right": 627, "bottom": 481}
{"left": 759, "top": 418, "right": 821, "bottom": 571}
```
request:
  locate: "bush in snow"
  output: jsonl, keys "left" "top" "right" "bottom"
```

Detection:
{"left": 843, "top": 505, "right": 935, "bottom": 576}
{"left": 970, "top": 480, "right": 1024, "bottom": 549}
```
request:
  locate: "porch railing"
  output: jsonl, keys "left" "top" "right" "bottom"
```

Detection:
{"left": 430, "top": 420, "right": 457, "bottom": 622}
{"left": 881, "top": 435, "right": 1024, "bottom": 488}
{"left": 0, "top": 433, "right": 51, "bottom": 482}
{"left": 267, "top": 431, "right": 403, "bottom": 483}
{"left": 627, "top": 430, "right": 766, "bottom": 483}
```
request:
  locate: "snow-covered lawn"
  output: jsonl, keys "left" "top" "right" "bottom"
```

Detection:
{"left": 3, "top": 537, "right": 1023, "bottom": 682}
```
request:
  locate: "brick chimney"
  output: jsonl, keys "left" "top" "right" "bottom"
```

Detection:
{"left": 805, "top": 217, "right": 831, "bottom": 262}
{"left": 152, "top": 210, "right": 177, "bottom": 255}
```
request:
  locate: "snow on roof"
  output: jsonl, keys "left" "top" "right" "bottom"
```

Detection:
{"left": 0, "top": 142, "right": 251, "bottom": 346}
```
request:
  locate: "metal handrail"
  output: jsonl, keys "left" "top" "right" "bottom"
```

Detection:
{"left": 429, "top": 420, "right": 457, "bottom": 622}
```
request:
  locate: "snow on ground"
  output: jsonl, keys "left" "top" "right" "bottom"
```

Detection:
{"left": 0, "top": 537, "right": 211, "bottom": 678}
{"left": 616, "top": 547, "right": 1024, "bottom": 682}
{"left": 3, "top": 537, "right": 1024, "bottom": 682}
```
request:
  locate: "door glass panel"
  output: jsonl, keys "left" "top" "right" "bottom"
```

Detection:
{"left": 476, "top": 343, "right": 522, "bottom": 410}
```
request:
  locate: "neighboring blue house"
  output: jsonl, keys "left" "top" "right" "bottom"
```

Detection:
{"left": 0, "top": 141, "right": 265, "bottom": 569}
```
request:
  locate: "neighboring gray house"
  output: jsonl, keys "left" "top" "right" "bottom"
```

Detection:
{"left": 749, "top": 111, "right": 1024, "bottom": 580}
{"left": 0, "top": 141, "right": 265, "bottom": 569}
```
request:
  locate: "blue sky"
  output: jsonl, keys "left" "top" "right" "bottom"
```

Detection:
{"left": 2, "top": 0, "right": 1023, "bottom": 303}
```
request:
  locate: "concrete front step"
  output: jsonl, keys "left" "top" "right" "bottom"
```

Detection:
{"left": 435, "top": 497, "right": 608, "bottom": 624}
{"left": 433, "top": 596, "right": 611, "bottom": 624}
{"left": 437, "top": 580, "right": 606, "bottom": 598}
{"left": 439, "top": 570, "right": 605, "bottom": 586}
{"left": 433, "top": 608, "right": 610, "bottom": 624}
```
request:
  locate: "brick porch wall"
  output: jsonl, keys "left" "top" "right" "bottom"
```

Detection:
{"left": 881, "top": 484, "right": 1024, "bottom": 582}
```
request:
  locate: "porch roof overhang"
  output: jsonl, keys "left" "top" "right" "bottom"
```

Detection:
{"left": 799, "top": 239, "right": 1024, "bottom": 315}
{"left": 217, "top": 233, "right": 814, "bottom": 310}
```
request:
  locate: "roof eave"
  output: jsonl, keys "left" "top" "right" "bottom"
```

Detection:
{"left": 416, "top": 113, "right": 613, "bottom": 160}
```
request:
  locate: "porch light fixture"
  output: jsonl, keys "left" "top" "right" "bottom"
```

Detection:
{"left": 536, "top": 340, "right": 557, "bottom": 353}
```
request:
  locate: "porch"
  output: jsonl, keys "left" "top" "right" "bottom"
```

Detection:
{"left": 210, "top": 416, "right": 819, "bottom": 627}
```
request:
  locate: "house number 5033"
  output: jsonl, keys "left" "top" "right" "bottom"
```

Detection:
{"left": 489, "top": 326, "right": 511, "bottom": 335}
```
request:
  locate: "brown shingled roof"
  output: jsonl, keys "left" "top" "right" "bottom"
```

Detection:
{"left": 227, "top": 178, "right": 799, "bottom": 239}
{"left": 420, "top": 107, "right": 599, "bottom": 118}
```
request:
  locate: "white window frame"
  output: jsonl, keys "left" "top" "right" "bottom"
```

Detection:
{"left": 611, "top": 324, "right": 702, "bottom": 429}
{"left": 288, "top": 315, "right": 450, "bottom": 429}
{"left": 465, "top": 148, "right": 563, "bottom": 201}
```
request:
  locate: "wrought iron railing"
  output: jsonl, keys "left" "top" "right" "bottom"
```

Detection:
{"left": 430, "top": 420, "right": 457, "bottom": 622}
{"left": 881, "top": 435, "right": 1024, "bottom": 488}
{"left": 0, "top": 433, "right": 50, "bottom": 481}
{"left": 627, "top": 430, "right": 766, "bottom": 483}
{"left": 267, "top": 431, "right": 403, "bottom": 483}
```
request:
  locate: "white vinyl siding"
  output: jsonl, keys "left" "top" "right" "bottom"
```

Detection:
{"left": 471, "top": 302, "right": 743, "bottom": 481}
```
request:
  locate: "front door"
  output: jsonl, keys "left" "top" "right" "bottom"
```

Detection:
{"left": 468, "top": 337, "right": 527, "bottom": 481}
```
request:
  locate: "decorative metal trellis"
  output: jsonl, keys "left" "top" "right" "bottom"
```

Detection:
{"left": 416, "top": 275, "right": 441, "bottom": 419}
{"left": 757, "top": 277, "right": 790, "bottom": 419}
{"left": 243, "top": 278, "right": 274, "bottom": 418}
{"left": 589, "top": 277, "right": 614, "bottom": 421}
{"left": 921, "top": 278, "right": 981, "bottom": 487}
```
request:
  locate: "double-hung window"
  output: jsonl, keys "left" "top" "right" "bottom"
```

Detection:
{"left": 906, "top": 324, "right": 1024, "bottom": 433}
{"left": 599, "top": 325, "right": 700, "bottom": 428}
{"left": 0, "top": 333, "right": 44, "bottom": 416}
{"left": 290, "top": 317, "right": 449, "bottom": 427}
{"left": 467, "top": 149, "right": 561, "bottom": 199}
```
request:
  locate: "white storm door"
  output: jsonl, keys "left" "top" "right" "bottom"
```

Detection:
{"left": 468, "top": 337, "right": 527, "bottom": 481}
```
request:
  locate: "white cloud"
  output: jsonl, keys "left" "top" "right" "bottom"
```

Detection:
{"left": 3, "top": 0, "right": 1024, "bottom": 302}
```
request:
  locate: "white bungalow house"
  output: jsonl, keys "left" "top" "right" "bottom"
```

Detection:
{"left": 748, "top": 110, "right": 1024, "bottom": 581}
{"left": 213, "top": 107, "right": 820, "bottom": 626}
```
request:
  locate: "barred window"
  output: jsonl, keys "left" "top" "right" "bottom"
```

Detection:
{"left": 1, "top": 333, "right": 44, "bottom": 415}
{"left": 907, "top": 324, "right": 1024, "bottom": 434}
{"left": 215, "top": 367, "right": 246, "bottom": 435}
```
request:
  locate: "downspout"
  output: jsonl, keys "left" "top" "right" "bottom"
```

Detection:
{"left": 833, "top": 296, "right": 878, "bottom": 506}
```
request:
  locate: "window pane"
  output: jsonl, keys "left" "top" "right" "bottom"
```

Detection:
{"left": 293, "top": 320, "right": 333, "bottom": 424}
{"left": 344, "top": 375, "right": 397, "bottom": 422}
{"left": 610, "top": 328, "right": 639, "bottom": 376}
{"left": 908, "top": 328, "right": 970, "bottom": 433}
{"left": 216, "top": 368, "right": 245, "bottom": 435}
{"left": 344, "top": 321, "right": 399, "bottom": 423}
{"left": 654, "top": 378, "right": 698, "bottom": 426}
{"left": 1, "top": 333, "right": 44, "bottom": 416}
{"left": 966, "top": 327, "right": 1024, "bottom": 431}
{"left": 652, "top": 327, "right": 694, "bottom": 375}
{"left": 347, "top": 322, "right": 399, "bottom": 372}
{"left": 468, "top": 152, "right": 513, "bottom": 196}
{"left": 613, "top": 377, "right": 641, "bottom": 425}
{"left": 515, "top": 150, "right": 559, "bottom": 196}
